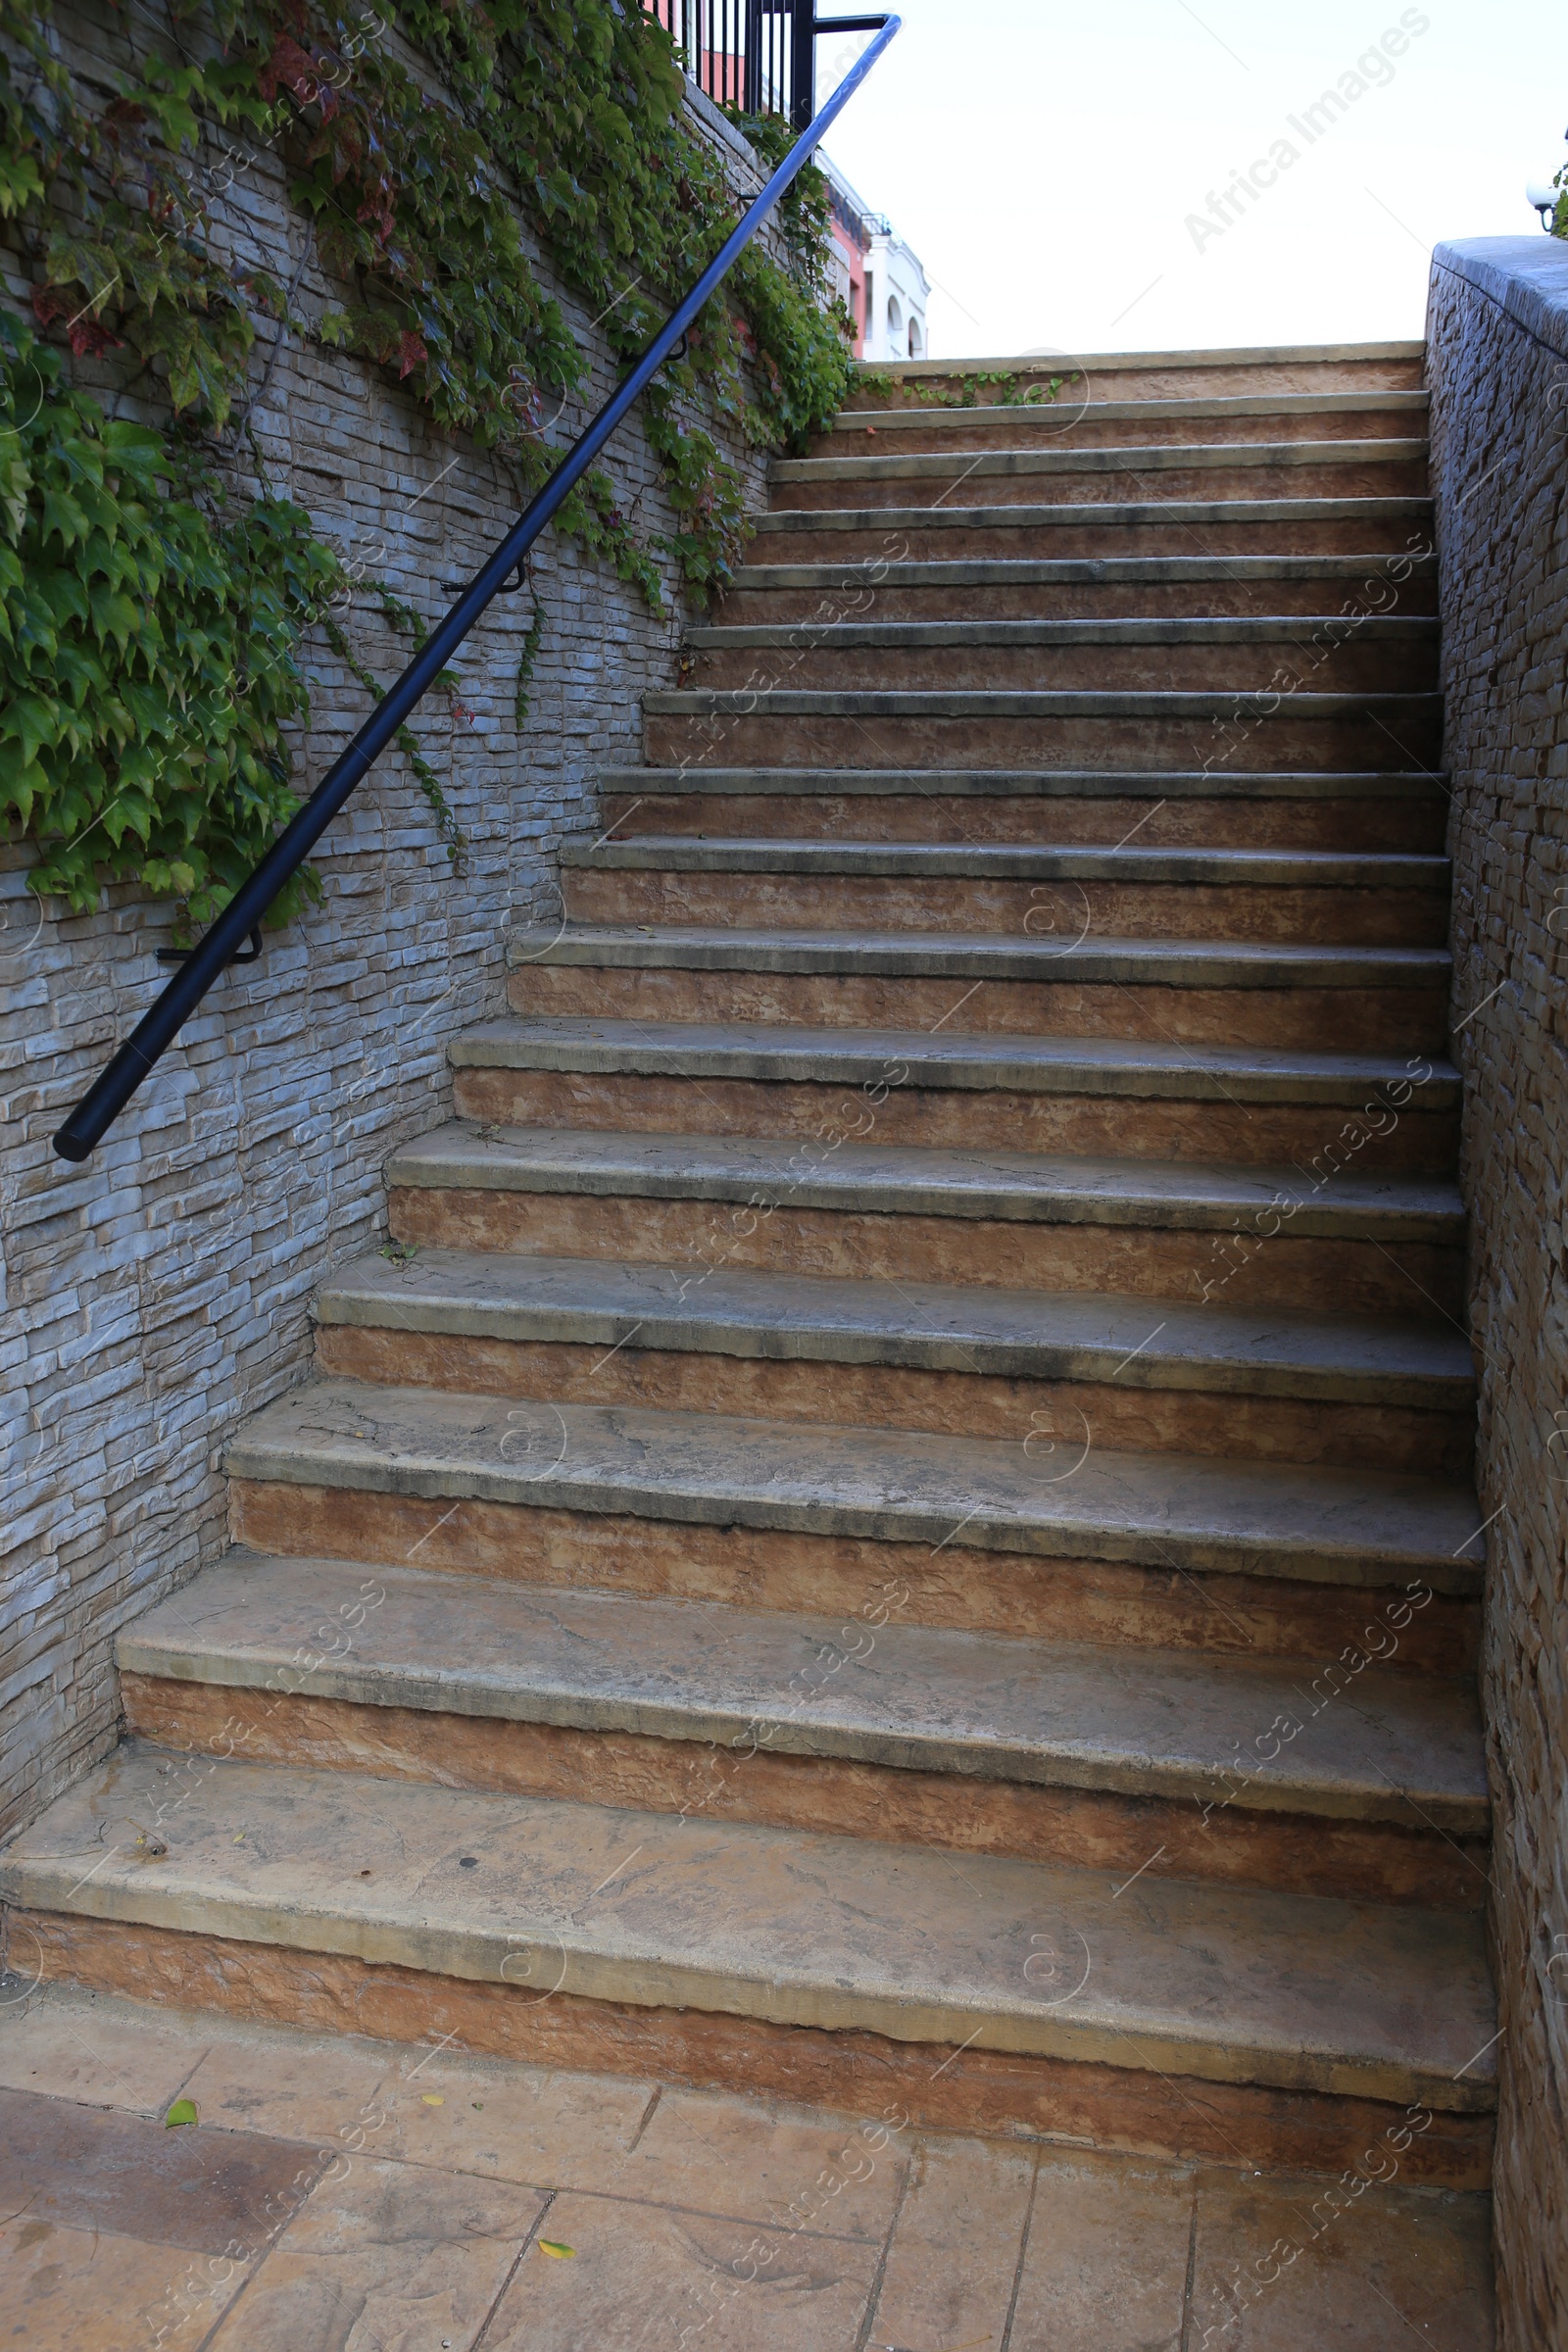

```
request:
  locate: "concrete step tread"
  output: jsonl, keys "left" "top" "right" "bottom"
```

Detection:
{"left": 602, "top": 766, "right": 1447, "bottom": 801}
{"left": 315, "top": 1247, "right": 1476, "bottom": 1404}
{"left": 726, "top": 557, "right": 1439, "bottom": 589}
{"left": 0, "top": 1744, "right": 1494, "bottom": 2105}
{"left": 120, "top": 1551, "right": 1488, "bottom": 1831}
{"left": 504, "top": 922, "right": 1450, "bottom": 988}
{"left": 685, "top": 615, "right": 1440, "bottom": 647}
{"left": 389, "top": 1117, "right": 1465, "bottom": 1241}
{"left": 852, "top": 340, "right": 1426, "bottom": 375}
{"left": 224, "top": 1379, "right": 1488, "bottom": 1590}
{"left": 831, "top": 390, "right": 1431, "bottom": 431}
{"left": 645, "top": 687, "right": 1441, "bottom": 717}
{"left": 459, "top": 1013, "right": 1459, "bottom": 1103}
{"left": 772, "top": 440, "right": 1428, "bottom": 482}
{"left": 753, "top": 497, "right": 1433, "bottom": 534}
{"left": 563, "top": 837, "right": 1448, "bottom": 888}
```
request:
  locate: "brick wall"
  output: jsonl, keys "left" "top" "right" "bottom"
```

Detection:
{"left": 1427, "top": 235, "right": 1568, "bottom": 2352}
{"left": 0, "top": 6, "right": 780, "bottom": 1839}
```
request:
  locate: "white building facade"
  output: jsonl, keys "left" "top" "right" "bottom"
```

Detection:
{"left": 820, "top": 152, "right": 929, "bottom": 363}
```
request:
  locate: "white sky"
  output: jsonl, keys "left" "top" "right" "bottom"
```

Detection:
{"left": 818, "top": 0, "right": 1568, "bottom": 359}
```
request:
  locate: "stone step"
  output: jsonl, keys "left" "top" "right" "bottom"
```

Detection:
{"left": 117, "top": 1551, "right": 1488, "bottom": 1907}
{"left": 821, "top": 388, "right": 1430, "bottom": 455}
{"left": 749, "top": 495, "right": 1432, "bottom": 563}
{"left": 599, "top": 765, "right": 1449, "bottom": 852}
{"left": 719, "top": 552, "right": 1441, "bottom": 623}
{"left": 682, "top": 615, "right": 1438, "bottom": 694}
{"left": 560, "top": 837, "right": 1448, "bottom": 949}
{"left": 0, "top": 1746, "right": 1496, "bottom": 2172}
{"left": 561, "top": 839, "right": 1449, "bottom": 887}
{"left": 223, "top": 1375, "right": 1486, "bottom": 1622}
{"left": 500, "top": 926, "right": 1453, "bottom": 1055}
{"left": 769, "top": 441, "right": 1427, "bottom": 513}
{"left": 311, "top": 1247, "right": 1475, "bottom": 1475}
{"left": 467, "top": 1009, "right": 1456, "bottom": 1163}
{"left": 385, "top": 1118, "right": 1464, "bottom": 1318}
{"left": 853, "top": 343, "right": 1427, "bottom": 406}
{"left": 461, "top": 1014, "right": 1456, "bottom": 1171}
{"left": 642, "top": 685, "right": 1443, "bottom": 773}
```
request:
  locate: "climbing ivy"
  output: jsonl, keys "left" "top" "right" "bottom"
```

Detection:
{"left": 858, "top": 367, "right": 1074, "bottom": 409}
{"left": 0, "top": 0, "right": 850, "bottom": 912}
{"left": 0, "top": 318, "right": 336, "bottom": 916}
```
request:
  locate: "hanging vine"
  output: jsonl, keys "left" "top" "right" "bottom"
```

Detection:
{"left": 0, "top": 0, "right": 852, "bottom": 913}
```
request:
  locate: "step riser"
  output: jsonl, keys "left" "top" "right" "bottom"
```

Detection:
{"left": 860, "top": 363, "right": 1428, "bottom": 404}
{"left": 686, "top": 640, "right": 1439, "bottom": 693}
{"left": 8, "top": 1908, "right": 1493, "bottom": 2185}
{"left": 226, "top": 1478, "right": 1481, "bottom": 1672}
{"left": 718, "top": 576, "right": 1443, "bottom": 622}
{"left": 313, "top": 1325, "right": 1475, "bottom": 1479}
{"left": 458, "top": 1064, "right": 1458, "bottom": 1177}
{"left": 774, "top": 462, "right": 1428, "bottom": 511}
{"left": 387, "top": 1185, "right": 1465, "bottom": 1320}
{"left": 121, "top": 1676, "right": 1484, "bottom": 1912}
{"left": 817, "top": 411, "right": 1427, "bottom": 455}
{"left": 504, "top": 966, "right": 1455, "bottom": 1056}
{"left": 643, "top": 709, "right": 1446, "bottom": 772}
{"left": 755, "top": 518, "right": 1432, "bottom": 561}
{"left": 226, "top": 1476, "right": 1482, "bottom": 1674}
{"left": 562, "top": 869, "right": 1448, "bottom": 949}
{"left": 603, "top": 792, "right": 1450, "bottom": 852}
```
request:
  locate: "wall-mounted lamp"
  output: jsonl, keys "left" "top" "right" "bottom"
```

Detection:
{"left": 1527, "top": 129, "right": 1567, "bottom": 231}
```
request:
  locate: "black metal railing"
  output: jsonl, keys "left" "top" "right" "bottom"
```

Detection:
{"left": 645, "top": 0, "right": 890, "bottom": 130}
{"left": 52, "top": 13, "right": 900, "bottom": 1164}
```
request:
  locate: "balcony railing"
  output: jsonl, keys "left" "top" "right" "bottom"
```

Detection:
{"left": 646, "top": 0, "right": 889, "bottom": 130}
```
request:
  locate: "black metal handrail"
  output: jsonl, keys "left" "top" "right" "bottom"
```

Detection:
{"left": 52, "top": 13, "right": 900, "bottom": 1164}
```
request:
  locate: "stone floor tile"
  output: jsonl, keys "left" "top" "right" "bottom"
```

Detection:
{"left": 477, "top": 2188, "right": 883, "bottom": 2352}
{"left": 1006, "top": 2147, "right": 1195, "bottom": 2351}
{"left": 0, "top": 1984, "right": 207, "bottom": 2116}
{"left": 1189, "top": 2166, "right": 1494, "bottom": 2350}
{"left": 0, "top": 2081, "right": 323, "bottom": 2252}
{"left": 369, "top": 2045, "right": 656, "bottom": 2190}
{"left": 864, "top": 2132, "right": 1037, "bottom": 2352}
{"left": 612, "top": 2083, "right": 908, "bottom": 2238}
{"left": 176, "top": 2021, "right": 400, "bottom": 2150}
{"left": 202, "top": 2156, "right": 544, "bottom": 2351}
{"left": 0, "top": 2215, "right": 253, "bottom": 2352}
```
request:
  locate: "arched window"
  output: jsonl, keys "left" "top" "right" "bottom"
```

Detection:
{"left": 908, "top": 317, "right": 923, "bottom": 358}
{"left": 887, "top": 294, "right": 903, "bottom": 344}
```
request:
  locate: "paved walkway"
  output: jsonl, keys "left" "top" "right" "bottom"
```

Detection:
{"left": 0, "top": 1980, "right": 1491, "bottom": 2349}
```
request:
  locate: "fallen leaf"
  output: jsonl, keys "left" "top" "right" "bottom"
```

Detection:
{"left": 421, "top": 2094, "right": 444, "bottom": 2106}
{"left": 538, "top": 2240, "right": 576, "bottom": 2260}
{"left": 165, "top": 2099, "right": 198, "bottom": 2129}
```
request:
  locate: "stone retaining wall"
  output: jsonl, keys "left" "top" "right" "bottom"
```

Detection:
{"left": 1427, "top": 234, "right": 1568, "bottom": 2352}
{"left": 0, "top": 2, "right": 781, "bottom": 1840}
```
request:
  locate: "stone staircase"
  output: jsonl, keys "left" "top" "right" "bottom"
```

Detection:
{"left": 2, "top": 340, "right": 1497, "bottom": 2200}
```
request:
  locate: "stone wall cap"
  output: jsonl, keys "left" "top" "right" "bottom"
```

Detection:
{"left": 1431, "top": 236, "right": 1568, "bottom": 365}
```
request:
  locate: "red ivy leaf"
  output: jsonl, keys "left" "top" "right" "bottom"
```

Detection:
{"left": 258, "top": 32, "right": 341, "bottom": 118}
{"left": 396, "top": 328, "right": 427, "bottom": 379}
{"left": 68, "top": 315, "right": 125, "bottom": 359}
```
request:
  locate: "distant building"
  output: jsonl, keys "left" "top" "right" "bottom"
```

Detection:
{"left": 820, "top": 152, "right": 929, "bottom": 363}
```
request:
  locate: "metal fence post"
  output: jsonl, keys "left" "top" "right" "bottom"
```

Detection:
{"left": 790, "top": 0, "right": 815, "bottom": 126}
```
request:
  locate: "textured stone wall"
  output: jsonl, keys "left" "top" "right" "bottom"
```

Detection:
{"left": 0, "top": 6, "right": 777, "bottom": 1839}
{"left": 1426, "top": 236, "right": 1568, "bottom": 2352}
